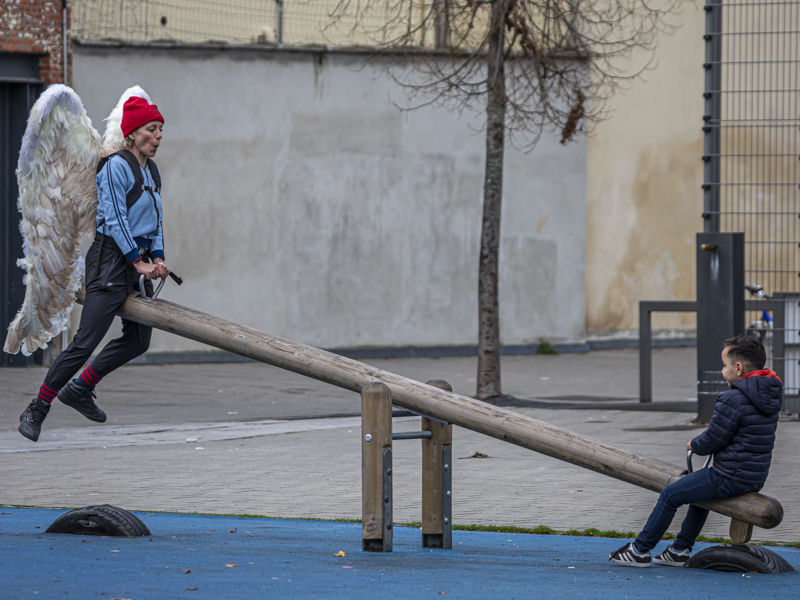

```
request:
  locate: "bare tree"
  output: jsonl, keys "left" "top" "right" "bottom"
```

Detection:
{"left": 327, "top": 0, "right": 679, "bottom": 399}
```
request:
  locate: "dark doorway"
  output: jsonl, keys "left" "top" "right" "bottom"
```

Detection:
{"left": 1, "top": 53, "right": 44, "bottom": 366}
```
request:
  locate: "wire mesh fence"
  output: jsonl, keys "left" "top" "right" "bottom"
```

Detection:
{"left": 704, "top": 0, "right": 800, "bottom": 397}
{"left": 70, "top": 0, "right": 420, "bottom": 48}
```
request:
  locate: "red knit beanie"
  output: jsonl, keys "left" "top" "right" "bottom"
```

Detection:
{"left": 121, "top": 96, "right": 164, "bottom": 137}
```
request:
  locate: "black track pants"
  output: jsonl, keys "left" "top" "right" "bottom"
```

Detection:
{"left": 43, "top": 237, "right": 152, "bottom": 391}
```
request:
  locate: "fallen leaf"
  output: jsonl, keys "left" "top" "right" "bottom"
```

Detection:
{"left": 187, "top": 587, "right": 199, "bottom": 591}
{"left": 459, "top": 451, "right": 490, "bottom": 459}
{"left": 438, "top": 593, "right": 446, "bottom": 595}
{"left": 334, "top": 551, "right": 346, "bottom": 557}
{"left": 82, "top": 540, "right": 92, "bottom": 543}
{"left": 183, "top": 570, "right": 191, "bottom": 574}
{"left": 227, "top": 528, "right": 237, "bottom": 533}
{"left": 225, "top": 563, "right": 238, "bottom": 567}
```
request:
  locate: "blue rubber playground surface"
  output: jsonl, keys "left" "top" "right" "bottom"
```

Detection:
{"left": 1, "top": 508, "right": 798, "bottom": 599}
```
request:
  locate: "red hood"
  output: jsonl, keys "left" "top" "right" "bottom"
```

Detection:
{"left": 743, "top": 369, "right": 781, "bottom": 383}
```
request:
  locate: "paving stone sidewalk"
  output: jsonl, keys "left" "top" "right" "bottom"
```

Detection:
{"left": 1, "top": 348, "right": 797, "bottom": 542}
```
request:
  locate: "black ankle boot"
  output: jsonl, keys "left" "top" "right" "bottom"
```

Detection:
{"left": 19, "top": 398, "right": 51, "bottom": 442}
{"left": 57, "top": 380, "right": 107, "bottom": 423}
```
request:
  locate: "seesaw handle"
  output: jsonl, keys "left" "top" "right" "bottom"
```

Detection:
{"left": 686, "top": 450, "right": 713, "bottom": 474}
{"left": 138, "top": 274, "right": 166, "bottom": 303}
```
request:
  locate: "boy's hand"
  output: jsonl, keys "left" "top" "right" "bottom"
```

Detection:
{"left": 687, "top": 440, "right": 693, "bottom": 451}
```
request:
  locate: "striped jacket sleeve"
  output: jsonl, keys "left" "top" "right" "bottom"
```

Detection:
{"left": 96, "top": 156, "right": 140, "bottom": 261}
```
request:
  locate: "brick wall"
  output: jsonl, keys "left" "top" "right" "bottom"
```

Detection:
{"left": 1, "top": 0, "right": 69, "bottom": 85}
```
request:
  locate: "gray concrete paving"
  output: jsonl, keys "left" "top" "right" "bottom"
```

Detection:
{"left": 1, "top": 348, "right": 798, "bottom": 542}
{"left": 0, "top": 347, "right": 697, "bottom": 428}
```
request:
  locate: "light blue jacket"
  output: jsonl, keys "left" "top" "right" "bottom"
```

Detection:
{"left": 96, "top": 155, "right": 165, "bottom": 262}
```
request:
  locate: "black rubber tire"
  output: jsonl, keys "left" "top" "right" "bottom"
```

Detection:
{"left": 45, "top": 505, "right": 151, "bottom": 537}
{"left": 686, "top": 544, "right": 795, "bottom": 574}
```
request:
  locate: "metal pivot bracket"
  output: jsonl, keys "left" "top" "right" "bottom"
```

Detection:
{"left": 382, "top": 449, "right": 393, "bottom": 551}
{"left": 442, "top": 445, "right": 452, "bottom": 549}
{"left": 363, "top": 449, "right": 393, "bottom": 552}
{"left": 422, "top": 444, "right": 452, "bottom": 549}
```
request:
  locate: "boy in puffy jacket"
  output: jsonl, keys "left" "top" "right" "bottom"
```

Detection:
{"left": 609, "top": 334, "right": 782, "bottom": 567}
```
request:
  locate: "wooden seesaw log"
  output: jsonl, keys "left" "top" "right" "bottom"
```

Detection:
{"left": 90, "top": 292, "right": 783, "bottom": 533}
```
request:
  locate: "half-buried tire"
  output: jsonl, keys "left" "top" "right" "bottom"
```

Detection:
{"left": 45, "top": 505, "right": 151, "bottom": 537}
{"left": 686, "top": 544, "right": 794, "bottom": 574}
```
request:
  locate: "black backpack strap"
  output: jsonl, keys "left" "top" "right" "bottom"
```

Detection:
{"left": 145, "top": 157, "right": 161, "bottom": 192}
{"left": 96, "top": 155, "right": 110, "bottom": 175}
{"left": 116, "top": 149, "right": 146, "bottom": 208}
{"left": 95, "top": 150, "right": 145, "bottom": 209}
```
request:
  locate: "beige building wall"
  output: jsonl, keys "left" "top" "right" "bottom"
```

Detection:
{"left": 585, "top": 4, "right": 705, "bottom": 335}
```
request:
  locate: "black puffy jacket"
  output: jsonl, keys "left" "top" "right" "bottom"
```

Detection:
{"left": 691, "top": 374, "right": 782, "bottom": 488}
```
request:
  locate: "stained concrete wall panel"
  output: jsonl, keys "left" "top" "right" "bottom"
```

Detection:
{"left": 71, "top": 47, "right": 587, "bottom": 352}
{"left": 585, "top": 4, "right": 704, "bottom": 334}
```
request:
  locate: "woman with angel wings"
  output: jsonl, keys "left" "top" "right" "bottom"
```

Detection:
{"left": 6, "top": 85, "right": 171, "bottom": 442}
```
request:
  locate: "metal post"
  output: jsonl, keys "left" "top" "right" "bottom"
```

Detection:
{"left": 639, "top": 301, "right": 698, "bottom": 403}
{"left": 696, "top": 233, "right": 745, "bottom": 422}
{"left": 702, "top": 0, "right": 722, "bottom": 233}
{"left": 435, "top": 0, "right": 450, "bottom": 48}
{"left": 62, "top": 0, "right": 68, "bottom": 86}
{"left": 392, "top": 431, "right": 432, "bottom": 440}
{"left": 276, "top": 0, "right": 284, "bottom": 46}
{"left": 421, "top": 379, "right": 453, "bottom": 549}
{"left": 771, "top": 301, "right": 786, "bottom": 393}
{"left": 639, "top": 304, "right": 652, "bottom": 403}
{"left": 361, "top": 382, "right": 393, "bottom": 552}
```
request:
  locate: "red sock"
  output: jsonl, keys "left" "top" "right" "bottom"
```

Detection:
{"left": 77, "top": 364, "right": 102, "bottom": 388}
{"left": 37, "top": 383, "right": 58, "bottom": 403}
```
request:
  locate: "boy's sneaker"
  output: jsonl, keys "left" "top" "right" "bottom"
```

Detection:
{"left": 18, "top": 398, "right": 51, "bottom": 442}
{"left": 57, "top": 381, "right": 107, "bottom": 423}
{"left": 609, "top": 543, "right": 651, "bottom": 567}
{"left": 653, "top": 545, "right": 691, "bottom": 567}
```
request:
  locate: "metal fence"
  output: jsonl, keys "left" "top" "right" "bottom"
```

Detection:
{"left": 703, "top": 0, "right": 800, "bottom": 397}
{"left": 70, "top": 0, "right": 412, "bottom": 48}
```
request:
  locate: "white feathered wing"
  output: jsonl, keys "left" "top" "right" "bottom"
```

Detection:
{"left": 3, "top": 84, "right": 152, "bottom": 355}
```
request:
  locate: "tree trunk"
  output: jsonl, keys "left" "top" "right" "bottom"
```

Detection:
{"left": 476, "top": 0, "right": 508, "bottom": 400}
